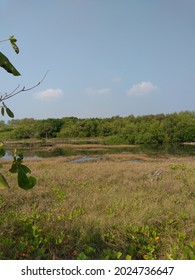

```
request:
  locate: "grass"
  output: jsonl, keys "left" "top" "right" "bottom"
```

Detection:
{"left": 0, "top": 153, "right": 195, "bottom": 259}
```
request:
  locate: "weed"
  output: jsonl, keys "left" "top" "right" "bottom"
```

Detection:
{"left": 125, "top": 225, "right": 160, "bottom": 260}
{"left": 76, "top": 246, "right": 96, "bottom": 260}
{"left": 67, "top": 206, "right": 85, "bottom": 221}
{"left": 167, "top": 233, "right": 195, "bottom": 260}
{"left": 52, "top": 186, "right": 66, "bottom": 203}
{"left": 169, "top": 163, "right": 187, "bottom": 170}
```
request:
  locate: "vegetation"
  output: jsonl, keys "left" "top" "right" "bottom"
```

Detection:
{"left": 0, "top": 111, "right": 194, "bottom": 144}
{"left": 0, "top": 154, "right": 194, "bottom": 259}
{"left": 0, "top": 35, "right": 40, "bottom": 189}
{"left": 0, "top": 35, "right": 20, "bottom": 76}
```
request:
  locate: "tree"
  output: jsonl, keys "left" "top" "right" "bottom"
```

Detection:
{"left": 0, "top": 36, "right": 38, "bottom": 190}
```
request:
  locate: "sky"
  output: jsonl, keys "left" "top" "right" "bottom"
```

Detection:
{"left": 0, "top": 0, "right": 195, "bottom": 120}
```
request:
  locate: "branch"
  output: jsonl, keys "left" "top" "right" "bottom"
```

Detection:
{"left": 0, "top": 38, "right": 10, "bottom": 43}
{"left": 0, "top": 70, "right": 49, "bottom": 102}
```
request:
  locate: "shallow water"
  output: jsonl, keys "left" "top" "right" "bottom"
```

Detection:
{"left": 129, "top": 159, "right": 144, "bottom": 163}
{"left": 69, "top": 156, "right": 100, "bottom": 163}
{"left": 1, "top": 142, "right": 195, "bottom": 160}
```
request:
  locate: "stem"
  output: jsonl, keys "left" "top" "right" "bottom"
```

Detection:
{"left": 0, "top": 38, "right": 10, "bottom": 43}
{"left": 0, "top": 70, "right": 49, "bottom": 102}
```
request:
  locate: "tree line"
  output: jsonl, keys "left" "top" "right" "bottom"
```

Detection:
{"left": 0, "top": 111, "right": 194, "bottom": 144}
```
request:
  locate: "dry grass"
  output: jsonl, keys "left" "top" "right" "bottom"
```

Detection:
{"left": 0, "top": 153, "right": 195, "bottom": 259}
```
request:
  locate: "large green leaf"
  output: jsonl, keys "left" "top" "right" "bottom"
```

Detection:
{"left": 5, "top": 107, "right": 14, "bottom": 118}
{"left": 17, "top": 166, "right": 36, "bottom": 190}
{"left": 0, "top": 51, "right": 20, "bottom": 76}
{"left": 18, "top": 167, "right": 29, "bottom": 188}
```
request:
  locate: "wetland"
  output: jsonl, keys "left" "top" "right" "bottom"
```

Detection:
{"left": 0, "top": 139, "right": 195, "bottom": 260}
{"left": 2, "top": 138, "right": 195, "bottom": 160}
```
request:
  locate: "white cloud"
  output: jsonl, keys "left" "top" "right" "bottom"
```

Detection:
{"left": 85, "top": 87, "right": 111, "bottom": 96}
{"left": 34, "top": 88, "right": 63, "bottom": 101}
{"left": 127, "top": 81, "right": 159, "bottom": 96}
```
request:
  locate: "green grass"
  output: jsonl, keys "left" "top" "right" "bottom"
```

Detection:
{"left": 0, "top": 153, "right": 195, "bottom": 259}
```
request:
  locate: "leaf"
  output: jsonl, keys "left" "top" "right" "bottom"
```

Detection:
{"left": 0, "top": 173, "right": 10, "bottom": 189}
{"left": 20, "top": 164, "right": 31, "bottom": 174}
{"left": 9, "top": 35, "right": 19, "bottom": 54}
{"left": 27, "top": 176, "right": 37, "bottom": 189}
{"left": 5, "top": 107, "right": 14, "bottom": 118}
{"left": 17, "top": 167, "right": 30, "bottom": 189}
{"left": 126, "top": 254, "right": 132, "bottom": 260}
{"left": 17, "top": 166, "right": 36, "bottom": 190}
{"left": 1, "top": 107, "right": 4, "bottom": 116}
{"left": 0, "top": 148, "right": 5, "bottom": 158}
{"left": 9, "top": 163, "right": 18, "bottom": 173}
{"left": 0, "top": 51, "right": 21, "bottom": 76}
{"left": 116, "top": 251, "right": 123, "bottom": 259}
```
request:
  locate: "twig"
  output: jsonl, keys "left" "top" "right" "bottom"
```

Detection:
{"left": 0, "top": 38, "right": 10, "bottom": 43}
{"left": 0, "top": 70, "right": 49, "bottom": 102}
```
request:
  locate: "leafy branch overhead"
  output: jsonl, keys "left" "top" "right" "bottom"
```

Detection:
{"left": 0, "top": 35, "right": 38, "bottom": 190}
{"left": 0, "top": 35, "right": 20, "bottom": 76}
{"left": 0, "top": 35, "right": 48, "bottom": 119}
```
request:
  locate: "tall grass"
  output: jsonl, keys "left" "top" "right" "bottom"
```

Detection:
{"left": 0, "top": 154, "right": 194, "bottom": 259}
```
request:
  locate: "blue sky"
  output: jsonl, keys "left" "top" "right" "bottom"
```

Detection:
{"left": 0, "top": 0, "right": 195, "bottom": 120}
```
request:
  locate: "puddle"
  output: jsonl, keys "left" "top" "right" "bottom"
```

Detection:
{"left": 70, "top": 156, "right": 100, "bottom": 163}
{"left": 129, "top": 159, "right": 144, "bottom": 163}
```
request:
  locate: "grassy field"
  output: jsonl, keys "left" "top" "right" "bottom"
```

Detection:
{"left": 0, "top": 152, "right": 195, "bottom": 259}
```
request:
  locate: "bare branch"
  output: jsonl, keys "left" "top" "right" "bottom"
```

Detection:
{"left": 0, "top": 38, "right": 10, "bottom": 43}
{"left": 0, "top": 70, "right": 49, "bottom": 102}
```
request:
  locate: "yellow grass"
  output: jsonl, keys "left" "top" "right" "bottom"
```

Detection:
{"left": 0, "top": 153, "right": 195, "bottom": 259}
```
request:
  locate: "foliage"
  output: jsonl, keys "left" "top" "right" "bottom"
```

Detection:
{"left": 2, "top": 111, "right": 195, "bottom": 144}
{"left": 0, "top": 36, "right": 19, "bottom": 118}
{"left": 8, "top": 150, "right": 37, "bottom": 190}
{"left": 0, "top": 36, "right": 36, "bottom": 190}
{"left": 0, "top": 35, "right": 20, "bottom": 76}
{"left": 101, "top": 225, "right": 160, "bottom": 260}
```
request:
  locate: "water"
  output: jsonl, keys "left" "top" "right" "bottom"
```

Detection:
{"left": 69, "top": 156, "right": 101, "bottom": 163}
{"left": 129, "top": 159, "right": 145, "bottom": 163}
{"left": 1, "top": 143, "right": 195, "bottom": 160}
